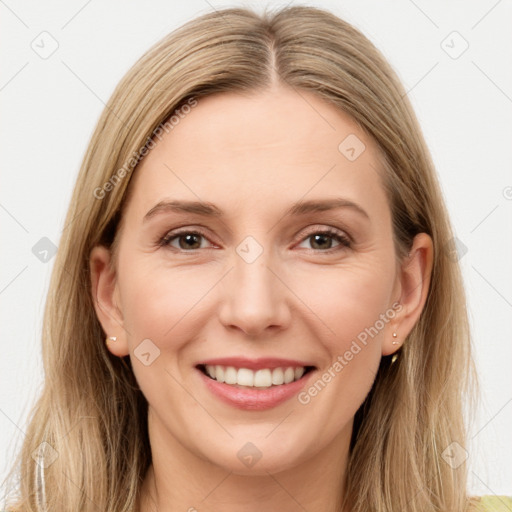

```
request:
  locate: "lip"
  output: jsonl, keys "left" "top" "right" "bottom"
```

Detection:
{"left": 195, "top": 364, "right": 317, "bottom": 411}
{"left": 196, "top": 357, "right": 315, "bottom": 371}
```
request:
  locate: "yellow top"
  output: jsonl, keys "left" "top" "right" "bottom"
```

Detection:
{"left": 0, "top": 495, "right": 512, "bottom": 512}
{"left": 3, "top": 495, "right": 511, "bottom": 511}
{"left": 472, "top": 495, "right": 512, "bottom": 511}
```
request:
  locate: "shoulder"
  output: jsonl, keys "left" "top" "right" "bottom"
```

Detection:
{"left": 470, "top": 495, "right": 512, "bottom": 511}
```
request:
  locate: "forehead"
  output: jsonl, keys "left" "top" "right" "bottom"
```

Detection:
{"left": 122, "top": 85, "right": 389, "bottom": 224}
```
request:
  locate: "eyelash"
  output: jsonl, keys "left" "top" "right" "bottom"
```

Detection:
{"left": 158, "top": 227, "right": 352, "bottom": 254}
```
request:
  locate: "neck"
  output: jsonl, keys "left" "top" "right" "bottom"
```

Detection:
{"left": 138, "top": 408, "right": 352, "bottom": 512}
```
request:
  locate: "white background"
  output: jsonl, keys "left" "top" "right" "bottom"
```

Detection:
{"left": 1, "top": 0, "right": 511, "bottom": 503}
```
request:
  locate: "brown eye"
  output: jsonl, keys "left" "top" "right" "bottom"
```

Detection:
{"left": 160, "top": 230, "right": 211, "bottom": 250}
{"left": 310, "top": 233, "right": 334, "bottom": 250}
{"left": 298, "top": 229, "right": 351, "bottom": 252}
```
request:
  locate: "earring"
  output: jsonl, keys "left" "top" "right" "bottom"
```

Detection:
{"left": 391, "top": 333, "right": 400, "bottom": 364}
{"left": 105, "top": 336, "right": 117, "bottom": 345}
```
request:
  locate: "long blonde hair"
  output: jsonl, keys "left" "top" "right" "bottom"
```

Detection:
{"left": 2, "top": 5, "right": 479, "bottom": 511}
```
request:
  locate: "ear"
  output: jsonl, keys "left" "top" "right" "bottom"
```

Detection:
{"left": 89, "top": 245, "right": 130, "bottom": 357}
{"left": 382, "top": 232, "right": 434, "bottom": 356}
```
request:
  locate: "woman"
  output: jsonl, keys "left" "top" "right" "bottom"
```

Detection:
{"left": 2, "top": 5, "right": 510, "bottom": 512}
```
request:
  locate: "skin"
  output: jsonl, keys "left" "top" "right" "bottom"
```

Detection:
{"left": 90, "top": 83, "right": 433, "bottom": 512}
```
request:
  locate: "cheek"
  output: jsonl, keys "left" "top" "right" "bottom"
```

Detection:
{"left": 291, "top": 264, "right": 391, "bottom": 431}
{"left": 118, "top": 256, "right": 217, "bottom": 342}
{"left": 119, "top": 251, "right": 394, "bottom": 350}
{"left": 117, "top": 258, "right": 209, "bottom": 402}
{"left": 292, "top": 259, "right": 394, "bottom": 349}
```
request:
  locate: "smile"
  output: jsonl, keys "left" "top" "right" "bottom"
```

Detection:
{"left": 195, "top": 362, "right": 317, "bottom": 411}
{"left": 198, "top": 364, "right": 315, "bottom": 389}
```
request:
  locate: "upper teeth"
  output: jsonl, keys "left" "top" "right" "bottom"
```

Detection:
{"left": 204, "top": 365, "right": 306, "bottom": 388}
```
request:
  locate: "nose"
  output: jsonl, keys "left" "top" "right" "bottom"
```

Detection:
{"left": 217, "top": 245, "right": 291, "bottom": 337}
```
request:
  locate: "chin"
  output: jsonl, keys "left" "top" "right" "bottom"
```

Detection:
{"left": 198, "top": 433, "right": 312, "bottom": 476}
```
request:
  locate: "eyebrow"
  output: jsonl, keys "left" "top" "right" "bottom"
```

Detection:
{"left": 143, "top": 197, "right": 370, "bottom": 222}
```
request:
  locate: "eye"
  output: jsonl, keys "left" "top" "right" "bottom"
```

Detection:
{"left": 297, "top": 228, "right": 351, "bottom": 252}
{"left": 158, "top": 227, "right": 352, "bottom": 253}
{"left": 159, "top": 229, "right": 213, "bottom": 251}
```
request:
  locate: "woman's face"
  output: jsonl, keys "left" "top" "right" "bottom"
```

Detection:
{"left": 91, "top": 84, "right": 431, "bottom": 475}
